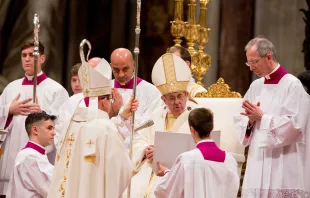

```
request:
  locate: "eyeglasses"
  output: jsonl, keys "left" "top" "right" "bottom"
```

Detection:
{"left": 99, "top": 96, "right": 115, "bottom": 104}
{"left": 164, "top": 93, "right": 187, "bottom": 103}
{"left": 245, "top": 56, "right": 265, "bottom": 67}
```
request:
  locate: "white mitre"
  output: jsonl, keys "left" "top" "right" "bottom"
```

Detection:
{"left": 151, "top": 53, "right": 191, "bottom": 95}
{"left": 78, "top": 57, "right": 112, "bottom": 97}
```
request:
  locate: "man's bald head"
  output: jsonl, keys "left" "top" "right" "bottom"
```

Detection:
{"left": 110, "top": 48, "right": 135, "bottom": 84}
{"left": 88, "top": 57, "right": 101, "bottom": 68}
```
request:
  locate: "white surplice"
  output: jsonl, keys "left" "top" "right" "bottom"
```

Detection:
{"left": 128, "top": 100, "right": 199, "bottom": 198}
{"left": 48, "top": 107, "right": 133, "bottom": 198}
{"left": 234, "top": 73, "right": 310, "bottom": 197}
{"left": 6, "top": 144, "right": 54, "bottom": 198}
{"left": 0, "top": 73, "right": 69, "bottom": 194}
{"left": 154, "top": 148, "right": 239, "bottom": 198}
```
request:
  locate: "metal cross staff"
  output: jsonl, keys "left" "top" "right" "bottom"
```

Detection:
{"left": 127, "top": 0, "right": 141, "bottom": 197}
{"left": 33, "top": 14, "right": 40, "bottom": 103}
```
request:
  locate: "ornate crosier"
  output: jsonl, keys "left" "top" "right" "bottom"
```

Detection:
{"left": 33, "top": 14, "right": 40, "bottom": 103}
{"left": 191, "top": 0, "right": 211, "bottom": 85}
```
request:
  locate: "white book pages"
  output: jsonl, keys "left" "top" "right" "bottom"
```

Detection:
{"left": 152, "top": 130, "right": 220, "bottom": 172}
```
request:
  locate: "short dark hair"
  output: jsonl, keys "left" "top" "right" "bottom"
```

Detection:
{"left": 25, "top": 111, "right": 56, "bottom": 137}
{"left": 21, "top": 39, "right": 45, "bottom": 55}
{"left": 168, "top": 46, "right": 191, "bottom": 64}
{"left": 70, "top": 63, "right": 81, "bottom": 78}
{"left": 188, "top": 108, "right": 214, "bottom": 138}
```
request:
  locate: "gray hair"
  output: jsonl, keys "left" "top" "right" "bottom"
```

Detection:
{"left": 245, "top": 37, "right": 277, "bottom": 61}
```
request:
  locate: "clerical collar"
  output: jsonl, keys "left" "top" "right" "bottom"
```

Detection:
{"left": 22, "top": 71, "right": 47, "bottom": 85}
{"left": 196, "top": 139, "right": 214, "bottom": 146}
{"left": 264, "top": 64, "right": 288, "bottom": 84}
{"left": 114, "top": 76, "right": 143, "bottom": 89}
{"left": 23, "top": 141, "right": 46, "bottom": 155}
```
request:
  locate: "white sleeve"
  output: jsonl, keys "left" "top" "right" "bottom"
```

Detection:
{"left": 258, "top": 83, "right": 309, "bottom": 148}
{"left": 154, "top": 156, "right": 184, "bottom": 198}
{"left": 8, "top": 157, "right": 53, "bottom": 197}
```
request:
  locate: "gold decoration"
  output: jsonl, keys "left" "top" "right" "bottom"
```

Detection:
{"left": 195, "top": 78, "right": 242, "bottom": 98}
{"left": 156, "top": 54, "right": 189, "bottom": 95}
{"left": 87, "top": 139, "right": 94, "bottom": 147}
{"left": 66, "top": 133, "right": 75, "bottom": 147}
{"left": 84, "top": 155, "right": 96, "bottom": 163}
{"left": 171, "top": 0, "right": 186, "bottom": 46}
{"left": 170, "top": 0, "right": 212, "bottom": 85}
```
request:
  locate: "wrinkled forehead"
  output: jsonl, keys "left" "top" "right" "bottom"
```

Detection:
{"left": 246, "top": 46, "right": 260, "bottom": 59}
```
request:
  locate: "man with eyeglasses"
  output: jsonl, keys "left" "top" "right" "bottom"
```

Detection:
{"left": 234, "top": 37, "right": 310, "bottom": 198}
{"left": 48, "top": 54, "right": 137, "bottom": 198}
{"left": 121, "top": 53, "right": 199, "bottom": 198}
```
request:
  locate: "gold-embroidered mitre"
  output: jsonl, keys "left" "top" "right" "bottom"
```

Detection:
{"left": 78, "top": 39, "right": 112, "bottom": 97}
{"left": 152, "top": 53, "right": 191, "bottom": 95}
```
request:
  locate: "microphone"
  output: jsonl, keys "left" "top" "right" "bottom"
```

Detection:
{"left": 134, "top": 120, "right": 154, "bottom": 132}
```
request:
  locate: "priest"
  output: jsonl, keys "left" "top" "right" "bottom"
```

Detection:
{"left": 121, "top": 53, "right": 199, "bottom": 198}
{"left": 0, "top": 40, "right": 69, "bottom": 195}
{"left": 47, "top": 49, "right": 134, "bottom": 197}
{"left": 234, "top": 37, "right": 310, "bottom": 197}
{"left": 154, "top": 108, "right": 239, "bottom": 198}
{"left": 6, "top": 111, "right": 56, "bottom": 198}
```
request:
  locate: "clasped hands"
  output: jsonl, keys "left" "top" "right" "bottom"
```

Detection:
{"left": 241, "top": 100, "right": 263, "bottom": 124}
{"left": 9, "top": 93, "right": 42, "bottom": 116}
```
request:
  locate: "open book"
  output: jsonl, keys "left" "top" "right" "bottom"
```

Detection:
{"left": 152, "top": 130, "right": 220, "bottom": 172}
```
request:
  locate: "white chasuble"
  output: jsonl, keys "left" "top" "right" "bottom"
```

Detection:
{"left": 48, "top": 107, "right": 132, "bottom": 198}
{"left": 127, "top": 100, "right": 199, "bottom": 198}
{"left": 0, "top": 74, "right": 68, "bottom": 194}
{"left": 234, "top": 68, "right": 310, "bottom": 197}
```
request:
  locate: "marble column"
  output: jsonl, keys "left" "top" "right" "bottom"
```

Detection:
{"left": 218, "top": 0, "right": 255, "bottom": 96}
{"left": 254, "top": 0, "right": 307, "bottom": 79}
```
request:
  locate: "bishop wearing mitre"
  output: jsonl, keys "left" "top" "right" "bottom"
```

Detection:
{"left": 121, "top": 53, "right": 200, "bottom": 198}
{"left": 47, "top": 42, "right": 133, "bottom": 198}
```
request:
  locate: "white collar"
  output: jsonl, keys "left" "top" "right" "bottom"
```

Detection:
{"left": 25, "top": 71, "right": 43, "bottom": 81}
{"left": 196, "top": 138, "right": 214, "bottom": 146}
{"left": 29, "top": 141, "right": 45, "bottom": 150}
{"left": 265, "top": 63, "right": 280, "bottom": 80}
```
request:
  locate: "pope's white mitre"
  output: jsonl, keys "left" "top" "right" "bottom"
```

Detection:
{"left": 152, "top": 53, "right": 191, "bottom": 95}
{"left": 78, "top": 57, "right": 112, "bottom": 97}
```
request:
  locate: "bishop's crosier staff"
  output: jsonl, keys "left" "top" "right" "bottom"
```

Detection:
{"left": 33, "top": 14, "right": 40, "bottom": 103}
{"left": 127, "top": 0, "right": 142, "bottom": 197}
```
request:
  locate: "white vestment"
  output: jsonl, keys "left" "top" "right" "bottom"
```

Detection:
{"left": 0, "top": 74, "right": 68, "bottom": 194}
{"left": 187, "top": 78, "right": 207, "bottom": 97}
{"left": 6, "top": 144, "right": 54, "bottom": 198}
{"left": 48, "top": 107, "right": 133, "bottom": 198}
{"left": 129, "top": 101, "right": 199, "bottom": 198}
{"left": 154, "top": 148, "right": 239, "bottom": 198}
{"left": 234, "top": 74, "right": 310, "bottom": 197}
